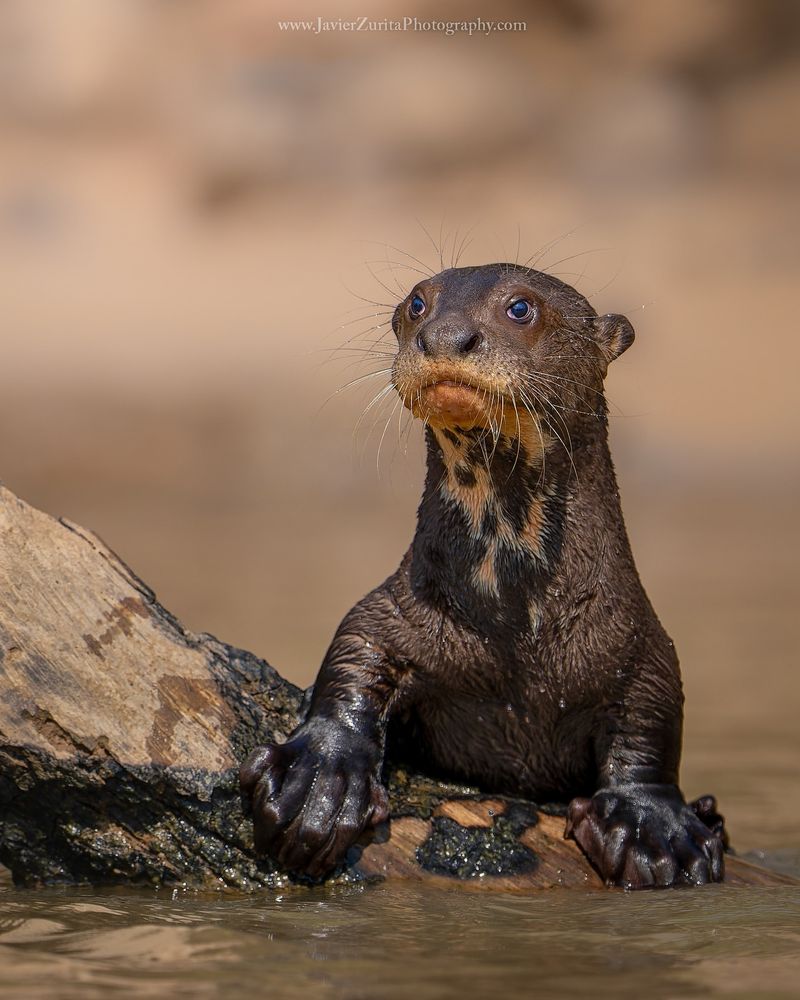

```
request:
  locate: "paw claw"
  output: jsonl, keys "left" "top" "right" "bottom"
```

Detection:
{"left": 689, "top": 794, "right": 730, "bottom": 850}
{"left": 369, "top": 779, "right": 390, "bottom": 827}
{"left": 564, "top": 796, "right": 591, "bottom": 839}
{"left": 239, "top": 744, "right": 282, "bottom": 793}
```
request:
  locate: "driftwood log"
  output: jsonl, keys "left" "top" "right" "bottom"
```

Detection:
{"left": 0, "top": 484, "right": 794, "bottom": 891}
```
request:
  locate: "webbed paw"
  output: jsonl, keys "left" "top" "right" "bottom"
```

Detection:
{"left": 240, "top": 723, "right": 389, "bottom": 878}
{"left": 565, "top": 783, "right": 725, "bottom": 888}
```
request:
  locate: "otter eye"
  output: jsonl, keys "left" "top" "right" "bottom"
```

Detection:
{"left": 507, "top": 299, "right": 536, "bottom": 323}
{"left": 409, "top": 294, "right": 426, "bottom": 318}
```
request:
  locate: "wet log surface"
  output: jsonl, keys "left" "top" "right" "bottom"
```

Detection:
{"left": 0, "top": 485, "right": 796, "bottom": 891}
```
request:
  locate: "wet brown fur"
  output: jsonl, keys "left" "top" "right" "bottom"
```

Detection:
{"left": 241, "top": 263, "right": 726, "bottom": 888}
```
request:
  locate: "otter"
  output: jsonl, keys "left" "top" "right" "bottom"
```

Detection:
{"left": 240, "top": 263, "right": 726, "bottom": 888}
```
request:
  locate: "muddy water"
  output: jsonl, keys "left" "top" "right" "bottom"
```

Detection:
{"left": 1, "top": 874, "right": 799, "bottom": 999}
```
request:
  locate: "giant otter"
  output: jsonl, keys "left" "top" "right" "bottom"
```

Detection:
{"left": 240, "top": 263, "right": 726, "bottom": 888}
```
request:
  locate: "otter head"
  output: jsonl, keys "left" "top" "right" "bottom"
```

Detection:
{"left": 391, "top": 264, "right": 633, "bottom": 453}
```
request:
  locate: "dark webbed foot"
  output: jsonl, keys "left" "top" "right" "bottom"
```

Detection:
{"left": 240, "top": 721, "right": 389, "bottom": 879}
{"left": 565, "top": 783, "right": 725, "bottom": 889}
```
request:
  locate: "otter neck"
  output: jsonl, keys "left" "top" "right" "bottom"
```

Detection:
{"left": 409, "top": 418, "right": 612, "bottom": 634}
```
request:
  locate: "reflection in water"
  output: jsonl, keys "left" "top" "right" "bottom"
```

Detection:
{"left": 0, "top": 875, "right": 799, "bottom": 999}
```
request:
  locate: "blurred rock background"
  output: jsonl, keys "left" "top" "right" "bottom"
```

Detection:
{"left": 0, "top": 0, "right": 797, "bottom": 846}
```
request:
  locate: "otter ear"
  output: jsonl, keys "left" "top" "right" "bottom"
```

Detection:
{"left": 592, "top": 313, "right": 635, "bottom": 362}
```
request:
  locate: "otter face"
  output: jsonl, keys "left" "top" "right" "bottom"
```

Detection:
{"left": 391, "top": 264, "right": 633, "bottom": 445}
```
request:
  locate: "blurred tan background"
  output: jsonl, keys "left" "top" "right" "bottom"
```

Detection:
{"left": 0, "top": 0, "right": 798, "bottom": 846}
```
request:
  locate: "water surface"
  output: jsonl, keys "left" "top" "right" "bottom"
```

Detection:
{"left": 1, "top": 854, "right": 798, "bottom": 999}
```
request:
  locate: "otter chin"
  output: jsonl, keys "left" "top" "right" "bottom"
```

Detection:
{"left": 418, "top": 380, "right": 488, "bottom": 428}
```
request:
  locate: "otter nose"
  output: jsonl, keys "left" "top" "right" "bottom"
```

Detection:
{"left": 416, "top": 323, "right": 483, "bottom": 358}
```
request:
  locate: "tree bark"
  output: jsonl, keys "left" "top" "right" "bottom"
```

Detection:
{"left": 0, "top": 485, "right": 793, "bottom": 890}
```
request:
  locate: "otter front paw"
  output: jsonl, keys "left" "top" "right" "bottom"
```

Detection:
{"left": 239, "top": 723, "right": 389, "bottom": 879}
{"left": 565, "top": 783, "right": 725, "bottom": 889}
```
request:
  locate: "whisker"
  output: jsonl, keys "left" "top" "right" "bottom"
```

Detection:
{"left": 438, "top": 219, "right": 449, "bottom": 272}
{"left": 523, "top": 370, "right": 605, "bottom": 400}
{"left": 585, "top": 256, "right": 626, "bottom": 300}
{"left": 515, "top": 385, "right": 548, "bottom": 490}
{"left": 448, "top": 224, "right": 460, "bottom": 269}
{"left": 338, "top": 279, "right": 395, "bottom": 311}
{"left": 358, "top": 240, "right": 436, "bottom": 277}
{"left": 333, "top": 305, "right": 395, "bottom": 323}
{"left": 364, "top": 261, "right": 409, "bottom": 305}
{"left": 316, "top": 371, "right": 389, "bottom": 419}
{"left": 540, "top": 247, "right": 611, "bottom": 274}
{"left": 507, "top": 388, "right": 523, "bottom": 479}
{"left": 415, "top": 218, "right": 445, "bottom": 272}
{"left": 519, "top": 384, "right": 579, "bottom": 485}
{"left": 314, "top": 343, "right": 395, "bottom": 356}
{"left": 335, "top": 321, "right": 393, "bottom": 352}
{"left": 403, "top": 392, "right": 417, "bottom": 452}
{"left": 521, "top": 224, "right": 585, "bottom": 271}
{"left": 359, "top": 385, "right": 401, "bottom": 457}
{"left": 363, "top": 258, "right": 431, "bottom": 281}
{"left": 328, "top": 367, "right": 394, "bottom": 399}
{"left": 353, "top": 381, "right": 397, "bottom": 438}
{"left": 376, "top": 393, "right": 403, "bottom": 475}
{"left": 454, "top": 223, "right": 478, "bottom": 268}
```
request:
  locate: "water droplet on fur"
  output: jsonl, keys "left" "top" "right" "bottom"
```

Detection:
{"left": 558, "top": 698, "right": 566, "bottom": 710}
{"left": 483, "top": 636, "right": 490, "bottom": 645}
{"left": 538, "top": 685, "right": 546, "bottom": 694}
{"left": 615, "top": 667, "right": 623, "bottom": 678}
{"left": 365, "top": 641, "right": 372, "bottom": 648}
